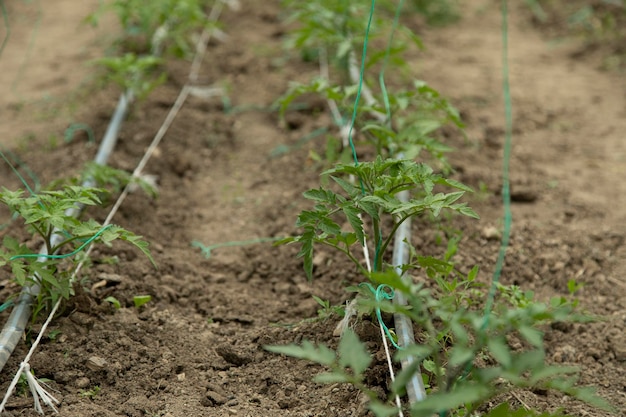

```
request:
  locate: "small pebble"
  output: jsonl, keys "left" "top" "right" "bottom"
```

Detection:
{"left": 74, "top": 377, "right": 91, "bottom": 389}
{"left": 86, "top": 356, "right": 107, "bottom": 371}
{"left": 481, "top": 226, "right": 500, "bottom": 241}
{"left": 215, "top": 345, "right": 252, "bottom": 366}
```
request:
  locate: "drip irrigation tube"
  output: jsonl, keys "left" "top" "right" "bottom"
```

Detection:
{"left": 391, "top": 190, "right": 428, "bottom": 403}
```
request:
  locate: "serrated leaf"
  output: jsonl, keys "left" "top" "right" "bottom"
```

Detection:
{"left": 411, "top": 382, "right": 490, "bottom": 416}
{"left": 436, "top": 177, "right": 474, "bottom": 192}
{"left": 303, "top": 188, "right": 333, "bottom": 203}
{"left": 519, "top": 325, "right": 544, "bottom": 348}
{"left": 448, "top": 345, "right": 474, "bottom": 367}
{"left": 341, "top": 205, "right": 364, "bottom": 245}
{"left": 368, "top": 401, "right": 400, "bottom": 417}
{"left": 331, "top": 176, "right": 361, "bottom": 198}
{"left": 488, "top": 337, "right": 512, "bottom": 368}
{"left": 457, "top": 204, "right": 480, "bottom": 219}
{"left": 297, "top": 229, "right": 315, "bottom": 280}
{"left": 338, "top": 329, "right": 371, "bottom": 376}
{"left": 318, "top": 217, "right": 341, "bottom": 235}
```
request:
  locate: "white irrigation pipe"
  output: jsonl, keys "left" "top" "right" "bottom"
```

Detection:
{"left": 345, "top": 50, "right": 427, "bottom": 408}
{"left": 0, "top": 1, "right": 230, "bottom": 413}
{"left": 391, "top": 190, "right": 428, "bottom": 404}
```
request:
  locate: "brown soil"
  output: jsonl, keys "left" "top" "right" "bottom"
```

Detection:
{"left": 1, "top": 1, "right": 625, "bottom": 416}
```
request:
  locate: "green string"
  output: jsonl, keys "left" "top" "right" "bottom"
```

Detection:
{"left": 360, "top": 283, "right": 402, "bottom": 350}
{"left": 0, "top": 0, "right": 9, "bottom": 59}
{"left": 483, "top": 0, "right": 512, "bottom": 328}
{"left": 346, "top": 0, "right": 377, "bottom": 167}
{"left": 379, "top": 0, "right": 405, "bottom": 127}
{"left": 372, "top": 0, "right": 404, "bottom": 272}
{"left": 191, "top": 237, "right": 285, "bottom": 258}
{"left": 0, "top": 148, "right": 39, "bottom": 197}
{"left": 457, "top": 1, "right": 513, "bottom": 393}
{"left": 9, "top": 224, "right": 114, "bottom": 261}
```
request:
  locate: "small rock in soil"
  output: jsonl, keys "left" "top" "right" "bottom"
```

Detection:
{"left": 74, "top": 376, "right": 91, "bottom": 389}
{"left": 215, "top": 344, "right": 252, "bottom": 366}
{"left": 511, "top": 186, "right": 538, "bottom": 203}
{"left": 552, "top": 344, "right": 576, "bottom": 363}
{"left": 481, "top": 225, "right": 500, "bottom": 240}
{"left": 201, "top": 384, "right": 228, "bottom": 407}
{"left": 86, "top": 356, "right": 107, "bottom": 371}
{"left": 610, "top": 337, "right": 626, "bottom": 361}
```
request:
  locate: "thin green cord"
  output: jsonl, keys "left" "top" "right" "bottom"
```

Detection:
{"left": 192, "top": 237, "right": 285, "bottom": 258}
{"left": 379, "top": 0, "right": 405, "bottom": 127}
{"left": 454, "top": 1, "right": 513, "bottom": 398}
{"left": 346, "top": 0, "right": 377, "bottom": 167}
{"left": 360, "top": 283, "right": 402, "bottom": 349}
{"left": 373, "top": 0, "right": 404, "bottom": 271}
{"left": 0, "top": 149, "right": 38, "bottom": 197}
{"left": 483, "top": 0, "right": 512, "bottom": 327}
{"left": 9, "top": 224, "right": 114, "bottom": 261}
{"left": 0, "top": 0, "right": 9, "bottom": 59}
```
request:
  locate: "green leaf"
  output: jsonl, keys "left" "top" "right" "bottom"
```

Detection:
{"left": 318, "top": 217, "right": 341, "bottom": 235}
{"left": 338, "top": 329, "right": 371, "bottom": 376}
{"left": 457, "top": 204, "right": 480, "bottom": 219}
{"left": 297, "top": 229, "right": 315, "bottom": 280}
{"left": 265, "top": 340, "right": 336, "bottom": 367}
{"left": 448, "top": 345, "right": 474, "bottom": 367}
{"left": 368, "top": 401, "right": 400, "bottom": 417}
{"left": 467, "top": 265, "right": 479, "bottom": 281}
{"left": 104, "top": 296, "right": 121, "bottom": 309}
{"left": 133, "top": 295, "right": 151, "bottom": 308}
{"left": 528, "top": 365, "right": 579, "bottom": 385}
{"left": 331, "top": 176, "right": 361, "bottom": 199}
{"left": 303, "top": 188, "right": 333, "bottom": 203}
{"left": 341, "top": 205, "right": 364, "bottom": 245}
{"left": 411, "top": 382, "right": 491, "bottom": 416}
{"left": 487, "top": 337, "right": 512, "bottom": 367}
{"left": 518, "top": 325, "right": 544, "bottom": 348}
{"left": 390, "top": 358, "right": 422, "bottom": 396}
{"left": 314, "top": 372, "right": 351, "bottom": 384}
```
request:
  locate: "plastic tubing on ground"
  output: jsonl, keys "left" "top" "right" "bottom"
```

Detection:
{"left": 392, "top": 189, "right": 428, "bottom": 404}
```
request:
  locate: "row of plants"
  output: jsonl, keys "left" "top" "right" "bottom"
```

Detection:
{"left": 0, "top": 0, "right": 221, "bottom": 336}
{"left": 0, "top": 0, "right": 228, "bottom": 410}
{"left": 267, "top": 1, "right": 612, "bottom": 416}
{"left": 525, "top": 0, "right": 626, "bottom": 70}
